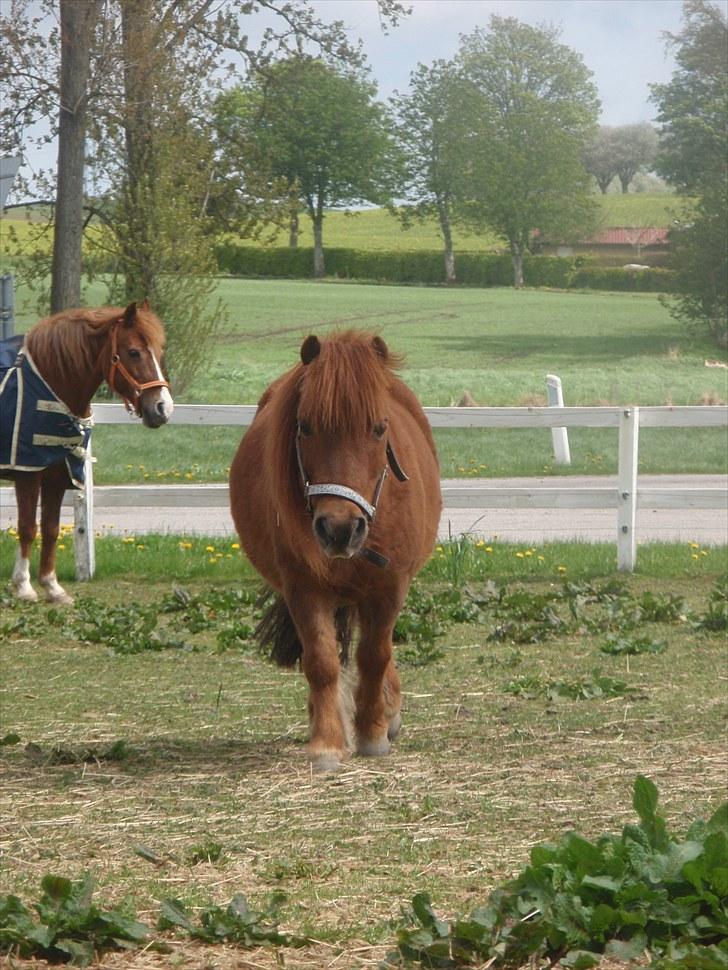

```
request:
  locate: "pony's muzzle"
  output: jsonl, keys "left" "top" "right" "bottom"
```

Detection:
{"left": 313, "top": 511, "right": 368, "bottom": 558}
{"left": 140, "top": 388, "right": 174, "bottom": 428}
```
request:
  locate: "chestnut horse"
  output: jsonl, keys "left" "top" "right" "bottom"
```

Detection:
{"left": 229, "top": 331, "right": 441, "bottom": 770}
{"left": 1, "top": 301, "right": 173, "bottom": 604}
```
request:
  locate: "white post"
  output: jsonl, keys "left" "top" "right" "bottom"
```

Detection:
{"left": 617, "top": 407, "right": 639, "bottom": 571}
{"left": 73, "top": 444, "right": 95, "bottom": 581}
{"left": 546, "top": 374, "right": 571, "bottom": 465}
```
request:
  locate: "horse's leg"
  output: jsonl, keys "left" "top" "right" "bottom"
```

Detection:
{"left": 285, "top": 590, "right": 349, "bottom": 771}
{"left": 354, "top": 602, "right": 403, "bottom": 757}
{"left": 38, "top": 464, "right": 73, "bottom": 605}
{"left": 11, "top": 474, "right": 41, "bottom": 601}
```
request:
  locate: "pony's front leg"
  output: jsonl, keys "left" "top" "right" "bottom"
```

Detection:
{"left": 38, "top": 464, "right": 73, "bottom": 605}
{"left": 354, "top": 606, "right": 402, "bottom": 758}
{"left": 286, "top": 591, "right": 349, "bottom": 771}
{"left": 11, "top": 475, "right": 41, "bottom": 601}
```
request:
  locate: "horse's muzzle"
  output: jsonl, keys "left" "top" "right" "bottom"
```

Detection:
{"left": 313, "top": 512, "right": 368, "bottom": 558}
{"left": 140, "top": 388, "right": 174, "bottom": 428}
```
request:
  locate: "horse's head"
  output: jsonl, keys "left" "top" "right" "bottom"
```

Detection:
{"left": 295, "top": 333, "right": 397, "bottom": 560}
{"left": 108, "top": 301, "right": 174, "bottom": 428}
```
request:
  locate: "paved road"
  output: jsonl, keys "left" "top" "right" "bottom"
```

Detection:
{"left": 2, "top": 475, "right": 725, "bottom": 545}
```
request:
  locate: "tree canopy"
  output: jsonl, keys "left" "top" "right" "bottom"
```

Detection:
{"left": 651, "top": 0, "right": 728, "bottom": 345}
{"left": 216, "top": 57, "right": 398, "bottom": 277}
{"left": 453, "top": 16, "right": 600, "bottom": 287}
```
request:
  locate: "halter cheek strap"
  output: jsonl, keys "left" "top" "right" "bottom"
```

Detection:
{"left": 106, "top": 320, "right": 170, "bottom": 414}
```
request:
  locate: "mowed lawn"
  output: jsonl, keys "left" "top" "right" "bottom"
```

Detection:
{"left": 11, "top": 278, "right": 722, "bottom": 483}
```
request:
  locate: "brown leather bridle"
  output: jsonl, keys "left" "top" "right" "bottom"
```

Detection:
{"left": 105, "top": 320, "right": 170, "bottom": 414}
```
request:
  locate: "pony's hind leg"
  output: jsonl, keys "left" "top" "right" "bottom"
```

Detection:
{"left": 286, "top": 590, "right": 350, "bottom": 771}
{"left": 38, "top": 464, "right": 73, "bottom": 605}
{"left": 11, "top": 474, "right": 41, "bottom": 601}
{"left": 354, "top": 606, "right": 402, "bottom": 757}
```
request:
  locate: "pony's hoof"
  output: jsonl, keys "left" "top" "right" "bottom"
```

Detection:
{"left": 309, "top": 749, "right": 344, "bottom": 773}
{"left": 12, "top": 583, "right": 38, "bottom": 602}
{"left": 357, "top": 736, "right": 391, "bottom": 758}
{"left": 387, "top": 713, "right": 402, "bottom": 741}
{"left": 46, "top": 591, "right": 74, "bottom": 606}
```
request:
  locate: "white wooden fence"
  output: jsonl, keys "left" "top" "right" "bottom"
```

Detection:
{"left": 4, "top": 404, "right": 725, "bottom": 576}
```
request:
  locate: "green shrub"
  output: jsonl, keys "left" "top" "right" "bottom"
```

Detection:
{"left": 213, "top": 242, "right": 677, "bottom": 292}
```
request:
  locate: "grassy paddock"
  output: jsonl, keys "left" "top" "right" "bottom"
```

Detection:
{"left": 0, "top": 540, "right": 725, "bottom": 969}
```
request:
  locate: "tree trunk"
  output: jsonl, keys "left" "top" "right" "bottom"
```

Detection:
{"left": 121, "top": 0, "right": 156, "bottom": 301}
{"left": 437, "top": 198, "right": 456, "bottom": 284}
{"left": 50, "top": 0, "right": 100, "bottom": 313}
{"left": 511, "top": 244, "right": 524, "bottom": 288}
{"left": 289, "top": 208, "right": 299, "bottom": 248}
{"left": 312, "top": 209, "right": 325, "bottom": 278}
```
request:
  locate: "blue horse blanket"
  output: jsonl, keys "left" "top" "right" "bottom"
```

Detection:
{"left": 0, "top": 338, "right": 92, "bottom": 488}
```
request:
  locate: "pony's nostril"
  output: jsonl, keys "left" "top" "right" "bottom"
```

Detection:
{"left": 314, "top": 517, "right": 331, "bottom": 544}
{"left": 354, "top": 516, "right": 367, "bottom": 538}
{"left": 156, "top": 400, "right": 166, "bottom": 415}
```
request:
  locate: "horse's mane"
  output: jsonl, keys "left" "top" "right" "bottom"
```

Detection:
{"left": 25, "top": 305, "right": 166, "bottom": 388}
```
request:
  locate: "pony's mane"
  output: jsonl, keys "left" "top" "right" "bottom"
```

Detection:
{"left": 25, "top": 305, "right": 165, "bottom": 388}
{"left": 297, "top": 330, "right": 398, "bottom": 434}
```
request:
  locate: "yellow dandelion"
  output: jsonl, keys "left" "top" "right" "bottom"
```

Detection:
{"left": 231, "top": 542, "right": 240, "bottom": 550}
{"left": 208, "top": 557, "right": 217, "bottom": 564}
{"left": 58, "top": 543, "right": 66, "bottom": 550}
{"left": 691, "top": 553, "right": 699, "bottom": 560}
{"left": 689, "top": 542, "right": 700, "bottom": 549}
{"left": 516, "top": 552, "right": 524, "bottom": 559}
{"left": 205, "top": 545, "right": 215, "bottom": 553}
{"left": 557, "top": 565, "right": 567, "bottom": 573}
{"left": 485, "top": 546, "right": 493, "bottom": 553}
{"left": 524, "top": 550, "right": 533, "bottom": 557}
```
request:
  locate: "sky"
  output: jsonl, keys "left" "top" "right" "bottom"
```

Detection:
{"left": 8, "top": 0, "right": 687, "bottom": 201}
{"left": 310, "top": 0, "right": 685, "bottom": 124}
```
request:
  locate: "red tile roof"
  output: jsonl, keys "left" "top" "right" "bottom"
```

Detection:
{"left": 586, "top": 227, "right": 669, "bottom": 245}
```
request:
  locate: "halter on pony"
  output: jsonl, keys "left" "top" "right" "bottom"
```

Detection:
{"left": 294, "top": 423, "right": 409, "bottom": 567}
{"left": 105, "top": 316, "right": 170, "bottom": 414}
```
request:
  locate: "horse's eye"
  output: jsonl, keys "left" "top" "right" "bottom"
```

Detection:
{"left": 128, "top": 348, "right": 142, "bottom": 360}
{"left": 373, "top": 421, "right": 387, "bottom": 439}
{"left": 298, "top": 420, "right": 312, "bottom": 437}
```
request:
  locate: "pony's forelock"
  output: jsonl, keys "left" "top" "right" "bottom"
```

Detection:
{"left": 297, "top": 331, "right": 395, "bottom": 434}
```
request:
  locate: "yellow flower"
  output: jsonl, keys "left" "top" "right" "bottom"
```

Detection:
{"left": 231, "top": 542, "right": 240, "bottom": 550}
{"left": 516, "top": 552, "right": 524, "bottom": 559}
{"left": 205, "top": 545, "right": 215, "bottom": 553}
{"left": 691, "top": 553, "right": 699, "bottom": 560}
{"left": 689, "top": 542, "right": 700, "bottom": 549}
{"left": 557, "top": 565, "right": 567, "bottom": 573}
{"left": 58, "top": 543, "right": 66, "bottom": 550}
{"left": 208, "top": 557, "right": 217, "bottom": 564}
{"left": 485, "top": 546, "right": 493, "bottom": 553}
{"left": 538, "top": 555, "right": 545, "bottom": 562}
{"left": 524, "top": 550, "right": 533, "bottom": 557}
{"left": 136, "top": 544, "right": 145, "bottom": 550}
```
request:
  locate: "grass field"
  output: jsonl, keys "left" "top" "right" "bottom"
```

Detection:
{"left": 0, "top": 542, "right": 725, "bottom": 969}
{"left": 10, "top": 278, "right": 722, "bottom": 483}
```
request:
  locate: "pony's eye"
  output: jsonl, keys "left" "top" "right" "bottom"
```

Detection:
{"left": 298, "top": 419, "right": 312, "bottom": 437}
{"left": 373, "top": 421, "right": 387, "bottom": 439}
{"left": 128, "top": 348, "right": 142, "bottom": 360}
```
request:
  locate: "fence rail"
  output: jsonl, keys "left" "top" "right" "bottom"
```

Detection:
{"left": 3, "top": 404, "right": 726, "bottom": 576}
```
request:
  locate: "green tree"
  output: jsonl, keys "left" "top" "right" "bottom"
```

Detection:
{"left": 584, "top": 123, "right": 659, "bottom": 194}
{"left": 651, "top": 0, "right": 728, "bottom": 345}
{"left": 391, "top": 61, "right": 464, "bottom": 283}
{"left": 216, "top": 57, "right": 397, "bottom": 278}
{"left": 454, "top": 16, "right": 599, "bottom": 287}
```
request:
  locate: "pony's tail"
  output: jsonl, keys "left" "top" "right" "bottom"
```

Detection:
{"left": 255, "top": 589, "right": 354, "bottom": 667}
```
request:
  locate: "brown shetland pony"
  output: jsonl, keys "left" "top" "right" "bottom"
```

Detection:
{"left": 229, "top": 331, "right": 441, "bottom": 771}
{"left": 1, "top": 301, "right": 173, "bottom": 605}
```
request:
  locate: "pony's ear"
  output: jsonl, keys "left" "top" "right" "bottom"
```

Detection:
{"left": 372, "top": 335, "right": 389, "bottom": 361}
{"left": 139, "top": 298, "right": 150, "bottom": 310}
{"left": 300, "top": 335, "right": 321, "bottom": 365}
{"left": 122, "top": 302, "right": 137, "bottom": 327}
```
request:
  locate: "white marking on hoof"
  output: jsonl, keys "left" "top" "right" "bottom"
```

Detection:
{"left": 11, "top": 555, "right": 37, "bottom": 601}
{"left": 388, "top": 712, "right": 402, "bottom": 741}
{"left": 39, "top": 573, "right": 74, "bottom": 606}
{"left": 357, "top": 736, "right": 391, "bottom": 758}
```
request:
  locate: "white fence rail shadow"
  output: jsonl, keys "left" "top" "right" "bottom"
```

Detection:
{"left": 7, "top": 403, "right": 725, "bottom": 577}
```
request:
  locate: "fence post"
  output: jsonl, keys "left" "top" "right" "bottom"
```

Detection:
{"left": 1, "top": 274, "right": 15, "bottom": 340}
{"left": 73, "top": 444, "right": 95, "bottom": 580}
{"left": 545, "top": 374, "right": 571, "bottom": 465}
{"left": 617, "top": 407, "right": 639, "bottom": 571}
